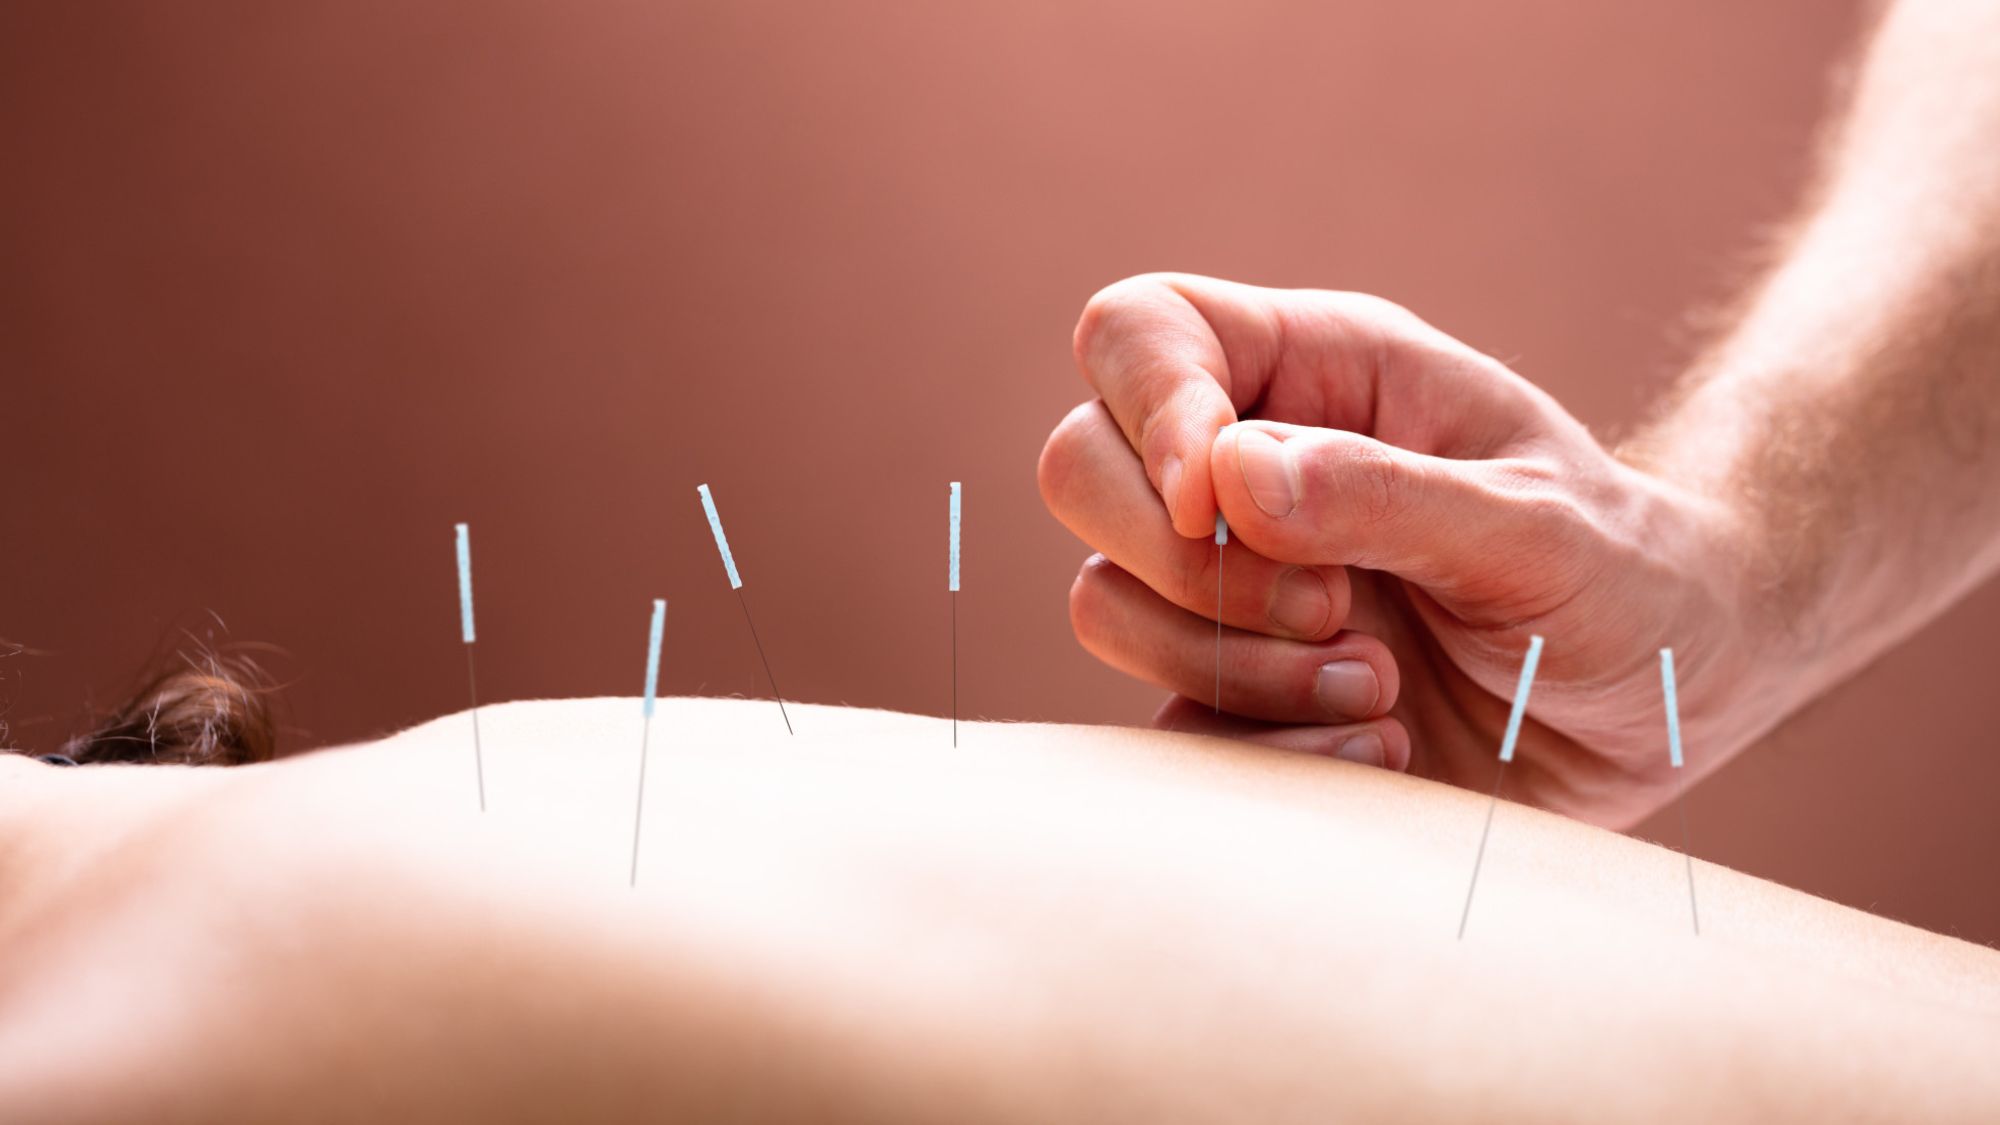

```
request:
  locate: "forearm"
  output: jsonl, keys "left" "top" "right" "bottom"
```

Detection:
{"left": 1624, "top": 0, "right": 2000, "bottom": 709}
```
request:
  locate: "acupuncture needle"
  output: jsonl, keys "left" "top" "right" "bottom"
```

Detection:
{"left": 1661, "top": 647, "right": 1702, "bottom": 935}
{"left": 629, "top": 598, "right": 666, "bottom": 886}
{"left": 697, "top": 483, "right": 793, "bottom": 735}
{"left": 453, "top": 522, "right": 486, "bottom": 811}
{"left": 1456, "top": 634, "right": 1545, "bottom": 939}
{"left": 949, "top": 481, "right": 961, "bottom": 747}
{"left": 1214, "top": 514, "right": 1227, "bottom": 714}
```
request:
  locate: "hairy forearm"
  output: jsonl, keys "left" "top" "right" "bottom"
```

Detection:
{"left": 1624, "top": 0, "right": 2000, "bottom": 708}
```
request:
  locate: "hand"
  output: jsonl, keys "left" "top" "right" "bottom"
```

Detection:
{"left": 1039, "top": 273, "right": 1769, "bottom": 827}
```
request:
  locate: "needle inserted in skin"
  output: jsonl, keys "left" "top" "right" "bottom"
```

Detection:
{"left": 698, "top": 483, "right": 792, "bottom": 735}
{"left": 1214, "top": 515, "right": 1227, "bottom": 714}
{"left": 1661, "top": 647, "right": 1701, "bottom": 935}
{"left": 629, "top": 598, "right": 666, "bottom": 886}
{"left": 950, "top": 481, "right": 962, "bottom": 747}
{"left": 1458, "top": 634, "right": 1544, "bottom": 939}
{"left": 454, "top": 522, "right": 486, "bottom": 811}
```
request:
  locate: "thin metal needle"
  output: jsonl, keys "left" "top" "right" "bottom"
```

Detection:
{"left": 629, "top": 714, "right": 652, "bottom": 886}
{"left": 1457, "top": 634, "right": 1544, "bottom": 939}
{"left": 1661, "top": 647, "right": 1701, "bottom": 935}
{"left": 630, "top": 598, "right": 666, "bottom": 887}
{"left": 737, "top": 587, "right": 792, "bottom": 736}
{"left": 1457, "top": 760, "right": 1508, "bottom": 940}
{"left": 454, "top": 522, "right": 485, "bottom": 811}
{"left": 949, "top": 480, "right": 962, "bottom": 746}
{"left": 465, "top": 645, "right": 485, "bottom": 812}
{"left": 698, "top": 484, "right": 791, "bottom": 736}
{"left": 1214, "top": 515, "right": 1228, "bottom": 715}
{"left": 1675, "top": 767, "right": 1701, "bottom": 935}
{"left": 951, "top": 590, "right": 959, "bottom": 748}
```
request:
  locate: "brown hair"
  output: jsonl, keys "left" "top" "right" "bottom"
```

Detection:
{"left": 18, "top": 644, "right": 282, "bottom": 767}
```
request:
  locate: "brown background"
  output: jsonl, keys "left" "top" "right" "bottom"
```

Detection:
{"left": 4, "top": 1, "right": 1995, "bottom": 943}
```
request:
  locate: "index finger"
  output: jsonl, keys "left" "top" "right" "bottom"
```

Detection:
{"left": 1071, "top": 273, "right": 1285, "bottom": 538}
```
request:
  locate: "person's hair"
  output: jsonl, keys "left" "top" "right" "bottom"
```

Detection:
{"left": 5, "top": 643, "right": 281, "bottom": 767}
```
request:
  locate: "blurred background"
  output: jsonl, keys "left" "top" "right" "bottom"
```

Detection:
{"left": 5, "top": 1, "right": 1995, "bottom": 943}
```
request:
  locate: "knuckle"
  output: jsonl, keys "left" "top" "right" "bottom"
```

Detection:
{"left": 1072, "top": 294, "right": 1114, "bottom": 368}
{"left": 1514, "top": 488, "right": 1585, "bottom": 529}
{"left": 1072, "top": 278, "right": 1136, "bottom": 366}
{"left": 1343, "top": 442, "right": 1409, "bottom": 528}
{"left": 1307, "top": 291, "right": 1426, "bottom": 351}
{"left": 1494, "top": 460, "right": 1585, "bottom": 526}
{"left": 1073, "top": 275, "right": 1162, "bottom": 367}
{"left": 1510, "top": 493, "right": 1595, "bottom": 576}
{"left": 1488, "top": 462, "right": 1596, "bottom": 564}
{"left": 1323, "top": 289, "right": 1416, "bottom": 326}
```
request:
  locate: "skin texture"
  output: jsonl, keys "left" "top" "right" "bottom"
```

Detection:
{"left": 1038, "top": 0, "right": 2000, "bottom": 829}
{"left": 0, "top": 697, "right": 1997, "bottom": 1122}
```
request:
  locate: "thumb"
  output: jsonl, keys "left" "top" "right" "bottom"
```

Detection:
{"left": 1212, "top": 421, "right": 1557, "bottom": 595}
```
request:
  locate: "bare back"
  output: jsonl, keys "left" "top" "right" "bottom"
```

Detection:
{"left": 0, "top": 698, "right": 1995, "bottom": 1122}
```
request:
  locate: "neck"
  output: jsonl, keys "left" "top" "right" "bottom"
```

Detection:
{"left": 0, "top": 755, "right": 215, "bottom": 941}
{"left": 0, "top": 754, "right": 68, "bottom": 938}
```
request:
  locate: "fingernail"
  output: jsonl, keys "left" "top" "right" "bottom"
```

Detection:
{"left": 1234, "top": 428, "right": 1297, "bottom": 517}
{"left": 1315, "top": 660, "right": 1380, "bottom": 719}
{"left": 1269, "top": 567, "right": 1332, "bottom": 636}
{"left": 1333, "top": 729, "right": 1386, "bottom": 767}
{"left": 1160, "top": 454, "right": 1185, "bottom": 521}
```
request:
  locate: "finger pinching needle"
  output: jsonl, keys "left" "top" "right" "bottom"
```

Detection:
{"left": 454, "top": 522, "right": 487, "bottom": 811}
{"left": 1661, "top": 647, "right": 1701, "bottom": 935}
{"left": 1457, "top": 634, "right": 1545, "bottom": 939}
{"left": 697, "top": 483, "right": 793, "bottom": 735}
{"left": 949, "top": 481, "right": 962, "bottom": 747}
{"left": 629, "top": 599, "right": 667, "bottom": 887}
{"left": 1214, "top": 514, "right": 1228, "bottom": 714}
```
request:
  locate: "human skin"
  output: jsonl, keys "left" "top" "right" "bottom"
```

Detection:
{"left": 0, "top": 697, "right": 1997, "bottom": 1122}
{"left": 1038, "top": 0, "right": 2000, "bottom": 828}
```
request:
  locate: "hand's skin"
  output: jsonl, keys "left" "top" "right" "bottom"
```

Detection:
{"left": 1039, "top": 280, "right": 1762, "bottom": 827}
{"left": 1040, "top": 0, "right": 2000, "bottom": 829}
